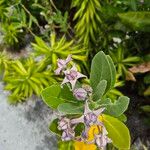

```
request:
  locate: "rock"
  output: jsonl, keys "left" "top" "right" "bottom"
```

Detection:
{"left": 0, "top": 82, "right": 57, "bottom": 150}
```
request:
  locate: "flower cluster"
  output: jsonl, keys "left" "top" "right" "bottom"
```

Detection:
{"left": 55, "top": 55, "right": 111, "bottom": 149}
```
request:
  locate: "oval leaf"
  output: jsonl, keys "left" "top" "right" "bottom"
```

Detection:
{"left": 41, "top": 84, "right": 64, "bottom": 109}
{"left": 90, "top": 51, "right": 116, "bottom": 94}
{"left": 105, "top": 96, "right": 130, "bottom": 117}
{"left": 103, "top": 114, "right": 131, "bottom": 149}
{"left": 58, "top": 103, "right": 84, "bottom": 114}
{"left": 92, "top": 80, "right": 107, "bottom": 101}
{"left": 41, "top": 84, "right": 79, "bottom": 109}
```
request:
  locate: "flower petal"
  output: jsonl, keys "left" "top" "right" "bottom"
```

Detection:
{"left": 93, "top": 108, "right": 105, "bottom": 116}
{"left": 71, "top": 116, "right": 84, "bottom": 124}
{"left": 84, "top": 101, "right": 91, "bottom": 114}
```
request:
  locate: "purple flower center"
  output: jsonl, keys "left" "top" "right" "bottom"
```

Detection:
{"left": 84, "top": 112, "right": 97, "bottom": 126}
{"left": 58, "top": 60, "right": 66, "bottom": 67}
{"left": 66, "top": 70, "right": 78, "bottom": 81}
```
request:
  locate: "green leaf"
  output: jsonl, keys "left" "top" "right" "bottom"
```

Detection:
{"left": 74, "top": 123, "right": 85, "bottom": 136}
{"left": 58, "top": 103, "right": 84, "bottom": 114}
{"left": 103, "top": 114, "right": 131, "bottom": 149}
{"left": 60, "top": 85, "right": 78, "bottom": 103}
{"left": 41, "top": 84, "right": 65, "bottom": 109}
{"left": 141, "top": 105, "right": 150, "bottom": 112}
{"left": 49, "top": 118, "right": 61, "bottom": 136}
{"left": 58, "top": 141, "right": 75, "bottom": 150}
{"left": 41, "top": 84, "right": 80, "bottom": 109}
{"left": 98, "top": 96, "right": 129, "bottom": 117}
{"left": 92, "top": 80, "right": 107, "bottom": 101}
{"left": 90, "top": 51, "right": 116, "bottom": 94}
{"left": 118, "top": 12, "right": 150, "bottom": 32}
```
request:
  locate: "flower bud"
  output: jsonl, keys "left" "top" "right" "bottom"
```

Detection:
{"left": 73, "top": 88, "right": 87, "bottom": 100}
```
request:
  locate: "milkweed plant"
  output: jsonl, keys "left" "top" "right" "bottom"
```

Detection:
{"left": 41, "top": 51, "right": 131, "bottom": 149}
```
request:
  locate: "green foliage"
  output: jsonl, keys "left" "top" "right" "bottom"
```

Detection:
{"left": 109, "top": 46, "right": 141, "bottom": 79}
{"left": 52, "top": 10, "right": 69, "bottom": 32}
{"left": 4, "top": 58, "right": 56, "bottom": 103}
{"left": 72, "top": 0, "right": 102, "bottom": 46}
{"left": 0, "top": 23, "right": 23, "bottom": 46}
{"left": 32, "top": 33, "right": 87, "bottom": 69}
{"left": 103, "top": 114, "right": 131, "bottom": 149}
{"left": 98, "top": 96, "right": 129, "bottom": 117}
{"left": 118, "top": 12, "right": 150, "bottom": 32}
{"left": 90, "top": 51, "right": 116, "bottom": 94}
{"left": 0, "top": 0, "right": 8, "bottom": 20}
{"left": 141, "top": 105, "right": 150, "bottom": 113}
{"left": 0, "top": 51, "right": 10, "bottom": 71}
{"left": 41, "top": 84, "right": 84, "bottom": 114}
{"left": 92, "top": 80, "right": 107, "bottom": 101}
{"left": 49, "top": 118, "right": 62, "bottom": 136}
{"left": 58, "top": 141, "right": 75, "bottom": 150}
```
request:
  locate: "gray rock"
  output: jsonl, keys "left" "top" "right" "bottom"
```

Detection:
{"left": 0, "top": 82, "right": 57, "bottom": 150}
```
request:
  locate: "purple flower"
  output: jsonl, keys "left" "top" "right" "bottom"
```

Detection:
{"left": 58, "top": 117, "right": 71, "bottom": 131}
{"left": 55, "top": 55, "right": 72, "bottom": 75}
{"left": 84, "top": 112, "right": 97, "bottom": 126}
{"left": 73, "top": 88, "right": 87, "bottom": 101}
{"left": 71, "top": 101, "right": 105, "bottom": 127}
{"left": 61, "top": 128, "right": 75, "bottom": 141}
{"left": 61, "top": 65, "right": 86, "bottom": 89}
{"left": 94, "top": 127, "right": 112, "bottom": 148}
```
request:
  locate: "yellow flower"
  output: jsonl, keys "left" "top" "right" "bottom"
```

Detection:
{"left": 74, "top": 141, "right": 96, "bottom": 150}
{"left": 74, "top": 115, "right": 103, "bottom": 150}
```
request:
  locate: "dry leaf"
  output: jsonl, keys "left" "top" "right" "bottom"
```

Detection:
{"left": 125, "top": 71, "right": 136, "bottom": 81}
{"left": 129, "top": 62, "right": 150, "bottom": 73}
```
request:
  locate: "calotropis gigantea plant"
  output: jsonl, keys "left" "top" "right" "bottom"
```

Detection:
{"left": 41, "top": 51, "right": 131, "bottom": 149}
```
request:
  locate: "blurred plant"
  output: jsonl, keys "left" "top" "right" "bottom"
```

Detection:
{"left": 0, "top": 0, "right": 9, "bottom": 20}
{"left": 0, "top": 51, "right": 10, "bottom": 77}
{"left": 106, "top": 74, "right": 124, "bottom": 100}
{"left": 72, "top": 0, "right": 102, "bottom": 46}
{"left": 0, "top": 0, "right": 52, "bottom": 48}
{"left": 118, "top": 12, "right": 150, "bottom": 32}
{"left": 0, "top": 22, "right": 23, "bottom": 47}
{"left": 4, "top": 57, "right": 56, "bottom": 104}
{"left": 109, "top": 46, "right": 141, "bottom": 81}
{"left": 51, "top": 10, "right": 69, "bottom": 33}
{"left": 32, "top": 33, "right": 87, "bottom": 71}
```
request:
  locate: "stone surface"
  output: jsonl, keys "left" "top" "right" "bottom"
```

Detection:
{"left": 0, "top": 82, "right": 57, "bottom": 150}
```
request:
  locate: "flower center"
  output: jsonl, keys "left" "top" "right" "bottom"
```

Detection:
{"left": 84, "top": 112, "right": 97, "bottom": 126}
{"left": 66, "top": 70, "right": 78, "bottom": 80}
